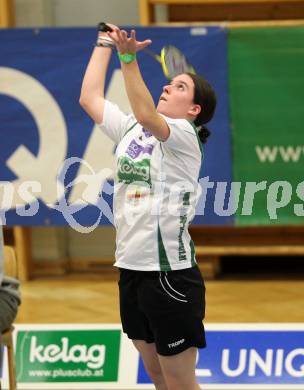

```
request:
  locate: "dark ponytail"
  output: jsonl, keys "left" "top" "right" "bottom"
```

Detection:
{"left": 198, "top": 125, "right": 211, "bottom": 144}
{"left": 186, "top": 73, "right": 217, "bottom": 144}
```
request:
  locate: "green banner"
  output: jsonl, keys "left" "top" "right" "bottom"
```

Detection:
{"left": 16, "top": 329, "right": 121, "bottom": 382}
{"left": 229, "top": 27, "right": 304, "bottom": 225}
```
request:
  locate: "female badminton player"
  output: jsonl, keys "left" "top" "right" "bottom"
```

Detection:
{"left": 80, "top": 23, "right": 216, "bottom": 390}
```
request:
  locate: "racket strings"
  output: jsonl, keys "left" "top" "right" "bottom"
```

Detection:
{"left": 162, "top": 46, "right": 196, "bottom": 79}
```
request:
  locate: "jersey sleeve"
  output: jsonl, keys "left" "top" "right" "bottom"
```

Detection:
{"left": 160, "top": 114, "right": 202, "bottom": 158}
{"left": 97, "top": 100, "right": 135, "bottom": 144}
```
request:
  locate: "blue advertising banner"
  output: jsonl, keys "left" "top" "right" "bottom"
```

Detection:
{"left": 2, "top": 324, "right": 303, "bottom": 389}
{"left": 0, "top": 26, "right": 231, "bottom": 228}
{"left": 138, "top": 325, "right": 304, "bottom": 387}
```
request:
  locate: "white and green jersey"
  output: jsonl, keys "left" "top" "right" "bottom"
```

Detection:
{"left": 99, "top": 100, "right": 203, "bottom": 271}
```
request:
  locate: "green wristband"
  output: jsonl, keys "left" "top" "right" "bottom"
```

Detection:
{"left": 118, "top": 52, "right": 136, "bottom": 64}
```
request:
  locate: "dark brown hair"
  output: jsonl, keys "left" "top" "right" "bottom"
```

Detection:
{"left": 186, "top": 73, "right": 217, "bottom": 144}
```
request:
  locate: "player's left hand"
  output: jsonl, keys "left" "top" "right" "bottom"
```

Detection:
{"left": 107, "top": 28, "right": 152, "bottom": 54}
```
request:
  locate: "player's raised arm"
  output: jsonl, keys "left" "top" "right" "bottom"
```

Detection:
{"left": 108, "top": 27, "right": 170, "bottom": 141}
{"left": 79, "top": 23, "right": 117, "bottom": 124}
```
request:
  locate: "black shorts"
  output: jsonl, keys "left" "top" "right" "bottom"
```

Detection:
{"left": 118, "top": 265, "right": 206, "bottom": 356}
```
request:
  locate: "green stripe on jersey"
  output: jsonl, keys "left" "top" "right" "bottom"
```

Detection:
{"left": 190, "top": 239, "right": 197, "bottom": 267}
{"left": 178, "top": 192, "right": 190, "bottom": 262}
{"left": 158, "top": 225, "right": 171, "bottom": 271}
{"left": 183, "top": 192, "right": 190, "bottom": 206}
{"left": 123, "top": 121, "right": 137, "bottom": 138}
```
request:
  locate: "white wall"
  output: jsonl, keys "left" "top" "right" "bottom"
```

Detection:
{"left": 32, "top": 226, "right": 116, "bottom": 262}
{"left": 15, "top": 0, "right": 167, "bottom": 27}
{"left": 15, "top": 0, "right": 141, "bottom": 27}
{"left": 15, "top": 0, "right": 54, "bottom": 27}
{"left": 53, "top": 0, "right": 140, "bottom": 26}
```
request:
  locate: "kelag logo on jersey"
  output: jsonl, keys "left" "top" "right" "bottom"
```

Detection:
{"left": 117, "top": 156, "right": 152, "bottom": 186}
{"left": 137, "top": 326, "right": 304, "bottom": 387}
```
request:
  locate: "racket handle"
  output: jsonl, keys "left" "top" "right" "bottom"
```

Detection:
{"left": 143, "top": 48, "right": 161, "bottom": 63}
{"left": 98, "top": 22, "right": 113, "bottom": 33}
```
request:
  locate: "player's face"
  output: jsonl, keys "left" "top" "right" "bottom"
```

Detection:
{"left": 157, "top": 74, "right": 198, "bottom": 119}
